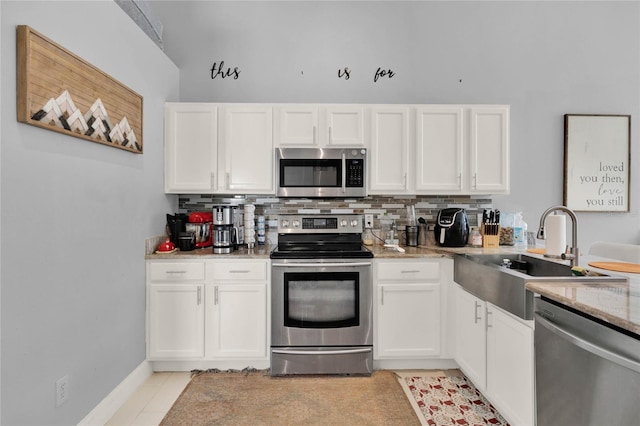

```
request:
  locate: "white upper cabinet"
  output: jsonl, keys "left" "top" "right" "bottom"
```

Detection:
{"left": 165, "top": 102, "right": 508, "bottom": 195}
{"left": 470, "top": 106, "right": 510, "bottom": 194}
{"left": 274, "top": 104, "right": 366, "bottom": 147}
{"left": 324, "top": 105, "right": 366, "bottom": 146}
{"left": 415, "top": 105, "right": 509, "bottom": 195}
{"left": 415, "top": 106, "right": 465, "bottom": 193}
{"left": 164, "top": 103, "right": 217, "bottom": 193}
{"left": 218, "top": 105, "right": 274, "bottom": 194}
{"left": 275, "top": 105, "right": 319, "bottom": 146}
{"left": 368, "top": 106, "right": 411, "bottom": 194}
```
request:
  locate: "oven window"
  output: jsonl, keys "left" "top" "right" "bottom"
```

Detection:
{"left": 284, "top": 272, "right": 359, "bottom": 328}
{"left": 280, "top": 159, "right": 342, "bottom": 187}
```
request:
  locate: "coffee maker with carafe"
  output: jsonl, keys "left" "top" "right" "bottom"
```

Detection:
{"left": 212, "top": 205, "right": 238, "bottom": 254}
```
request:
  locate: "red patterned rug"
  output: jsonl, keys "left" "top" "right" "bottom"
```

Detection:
{"left": 403, "top": 375, "right": 509, "bottom": 426}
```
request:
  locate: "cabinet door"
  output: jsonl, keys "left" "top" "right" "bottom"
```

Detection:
{"left": 275, "top": 105, "right": 319, "bottom": 146}
{"left": 219, "top": 105, "right": 274, "bottom": 194}
{"left": 454, "top": 285, "right": 487, "bottom": 390}
{"left": 322, "top": 105, "right": 366, "bottom": 146}
{"left": 164, "top": 103, "right": 217, "bottom": 193}
{"left": 207, "top": 283, "right": 268, "bottom": 359}
{"left": 148, "top": 284, "right": 204, "bottom": 359}
{"left": 375, "top": 283, "right": 441, "bottom": 358}
{"left": 470, "top": 106, "right": 510, "bottom": 194}
{"left": 369, "top": 106, "right": 411, "bottom": 194}
{"left": 415, "top": 106, "right": 464, "bottom": 193}
{"left": 486, "top": 304, "right": 534, "bottom": 426}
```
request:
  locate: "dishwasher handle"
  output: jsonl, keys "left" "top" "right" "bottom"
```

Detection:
{"left": 536, "top": 313, "right": 640, "bottom": 374}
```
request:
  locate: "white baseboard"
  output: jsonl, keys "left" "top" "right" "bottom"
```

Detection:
{"left": 78, "top": 360, "right": 153, "bottom": 426}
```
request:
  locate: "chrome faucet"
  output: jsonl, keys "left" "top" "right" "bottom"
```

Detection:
{"left": 537, "top": 206, "right": 579, "bottom": 266}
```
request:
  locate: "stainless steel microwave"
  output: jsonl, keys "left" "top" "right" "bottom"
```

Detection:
{"left": 276, "top": 147, "right": 367, "bottom": 198}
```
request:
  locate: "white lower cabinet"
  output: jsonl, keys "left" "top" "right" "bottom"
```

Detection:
{"left": 146, "top": 259, "right": 269, "bottom": 366}
{"left": 205, "top": 260, "right": 269, "bottom": 359}
{"left": 454, "top": 284, "right": 534, "bottom": 426}
{"left": 148, "top": 284, "right": 205, "bottom": 359}
{"left": 147, "top": 261, "right": 207, "bottom": 360}
{"left": 486, "top": 303, "right": 534, "bottom": 426}
{"left": 374, "top": 259, "right": 442, "bottom": 359}
{"left": 454, "top": 285, "right": 486, "bottom": 389}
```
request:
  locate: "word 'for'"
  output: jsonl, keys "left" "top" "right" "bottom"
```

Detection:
{"left": 339, "top": 67, "right": 396, "bottom": 82}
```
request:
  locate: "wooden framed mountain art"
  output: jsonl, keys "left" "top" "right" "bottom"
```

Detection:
{"left": 16, "top": 25, "right": 143, "bottom": 154}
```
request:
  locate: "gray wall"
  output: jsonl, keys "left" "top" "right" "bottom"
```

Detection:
{"left": 154, "top": 0, "right": 640, "bottom": 249}
{"left": 0, "top": 1, "right": 179, "bottom": 424}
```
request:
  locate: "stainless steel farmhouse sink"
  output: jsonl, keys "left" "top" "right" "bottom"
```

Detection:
{"left": 454, "top": 253, "right": 627, "bottom": 320}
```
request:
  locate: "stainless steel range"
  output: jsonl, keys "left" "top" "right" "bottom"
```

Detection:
{"left": 270, "top": 214, "right": 374, "bottom": 376}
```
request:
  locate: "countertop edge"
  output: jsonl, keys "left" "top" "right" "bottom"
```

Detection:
{"left": 526, "top": 281, "right": 640, "bottom": 337}
{"left": 144, "top": 244, "right": 525, "bottom": 260}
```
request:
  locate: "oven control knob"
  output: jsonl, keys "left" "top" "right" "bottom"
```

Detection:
{"left": 350, "top": 219, "right": 359, "bottom": 227}
{"left": 281, "top": 220, "right": 289, "bottom": 228}
{"left": 340, "top": 219, "right": 348, "bottom": 227}
{"left": 292, "top": 220, "right": 300, "bottom": 228}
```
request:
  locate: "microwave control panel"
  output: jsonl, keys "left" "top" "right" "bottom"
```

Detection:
{"left": 345, "top": 159, "right": 364, "bottom": 187}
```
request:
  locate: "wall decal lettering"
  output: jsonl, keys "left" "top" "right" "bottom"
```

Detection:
{"left": 374, "top": 67, "right": 395, "bottom": 82}
{"left": 338, "top": 67, "right": 351, "bottom": 80}
{"left": 210, "top": 61, "right": 240, "bottom": 80}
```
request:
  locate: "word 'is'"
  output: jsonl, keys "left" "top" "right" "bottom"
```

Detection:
{"left": 339, "top": 67, "right": 396, "bottom": 82}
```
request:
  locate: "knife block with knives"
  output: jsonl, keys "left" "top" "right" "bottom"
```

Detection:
{"left": 482, "top": 209, "right": 500, "bottom": 248}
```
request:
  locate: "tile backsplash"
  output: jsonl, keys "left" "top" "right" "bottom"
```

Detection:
{"left": 178, "top": 194, "right": 493, "bottom": 229}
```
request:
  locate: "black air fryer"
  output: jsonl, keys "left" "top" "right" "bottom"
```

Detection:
{"left": 434, "top": 208, "right": 470, "bottom": 247}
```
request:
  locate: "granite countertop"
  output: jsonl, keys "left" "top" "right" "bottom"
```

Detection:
{"left": 145, "top": 242, "right": 522, "bottom": 260}
{"left": 526, "top": 256, "right": 640, "bottom": 337}
{"left": 146, "top": 244, "right": 273, "bottom": 260}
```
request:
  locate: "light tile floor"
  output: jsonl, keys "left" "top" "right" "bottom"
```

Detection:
{"left": 106, "top": 372, "right": 191, "bottom": 426}
{"left": 106, "top": 369, "right": 455, "bottom": 425}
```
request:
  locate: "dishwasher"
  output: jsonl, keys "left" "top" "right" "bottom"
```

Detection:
{"left": 534, "top": 297, "right": 640, "bottom": 426}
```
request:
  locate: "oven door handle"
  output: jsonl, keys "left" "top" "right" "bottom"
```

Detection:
{"left": 271, "top": 262, "right": 372, "bottom": 268}
{"left": 272, "top": 348, "right": 372, "bottom": 356}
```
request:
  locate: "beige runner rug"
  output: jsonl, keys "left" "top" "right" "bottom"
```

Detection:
{"left": 161, "top": 369, "right": 421, "bottom": 425}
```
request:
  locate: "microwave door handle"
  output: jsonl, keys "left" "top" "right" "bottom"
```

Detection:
{"left": 342, "top": 153, "right": 346, "bottom": 193}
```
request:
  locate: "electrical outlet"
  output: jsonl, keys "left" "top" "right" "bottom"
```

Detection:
{"left": 364, "top": 214, "right": 374, "bottom": 228}
{"left": 56, "top": 375, "right": 69, "bottom": 407}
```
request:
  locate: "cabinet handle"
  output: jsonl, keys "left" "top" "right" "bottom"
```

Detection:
{"left": 474, "top": 301, "right": 481, "bottom": 324}
{"left": 486, "top": 308, "right": 493, "bottom": 328}
{"left": 214, "top": 285, "right": 219, "bottom": 305}
{"left": 457, "top": 173, "right": 462, "bottom": 188}
{"left": 473, "top": 173, "right": 477, "bottom": 189}
{"left": 329, "top": 126, "right": 333, "bottom": 144}
{"left": 226, "top": 172, "right": 230, "bottom": 189}
{"left": 401, "top": 270, "right": 420, "bottom": 274}
{"left": 404, "top": 172, "right": 407, "bottom": 188}
{"left": 165, "top": 270, "right": 187, "bottom": 275}
{"left": 380, "top": 288, "right": 384, "bottom": 306}
{"left": 313, "top": 125, "right": 317, "bottom": 144}
{"left": 229, "top": 270, "right": 250, "bottom": 274}
{"left": 211, "top": 172, "right": 216, "bottom": 189}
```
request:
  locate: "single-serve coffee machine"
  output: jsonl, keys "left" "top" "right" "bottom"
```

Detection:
{"left": 212, "top": 205, "right": 238, "bottom": 254}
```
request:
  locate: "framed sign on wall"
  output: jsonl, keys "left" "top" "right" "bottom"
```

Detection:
{"left": 563, "top": 114, "right": 630, "bottom": 212}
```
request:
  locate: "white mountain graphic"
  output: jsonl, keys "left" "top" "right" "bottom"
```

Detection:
{"left": 31, "top": 91, "right": 141, "bottom": 152}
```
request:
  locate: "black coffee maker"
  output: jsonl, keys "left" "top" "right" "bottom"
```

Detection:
{"left": 434, "top": 208, "right": 469, "bottom": 247}
{"left": 166, "top": 213, "right": 188, "bottom": 245}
